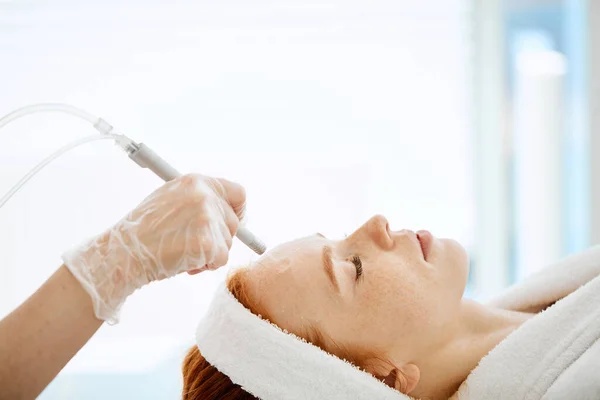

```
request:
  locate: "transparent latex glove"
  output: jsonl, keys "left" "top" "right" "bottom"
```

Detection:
{"left": 62, "top": 174, "right": 246, "bottom": 324}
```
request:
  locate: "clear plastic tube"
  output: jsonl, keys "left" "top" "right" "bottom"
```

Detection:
{"left": 0, "top": 134, "right": 120, "bottom": 209}
{"left": 0, "top": 103, "right": 99, "bottom": 129}
{"left": 0, "top": 103, "right": 129, "bottom": 209}
{"left": 0, "top": 103, "right": 267, "bottom": 254}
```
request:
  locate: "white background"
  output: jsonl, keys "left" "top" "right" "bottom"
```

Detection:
{"left": 0, "top": 0, "right": 472, "bottom": 397}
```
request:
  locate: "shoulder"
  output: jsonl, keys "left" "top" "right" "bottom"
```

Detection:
{"left": 488, "top": 245, "right": 600, "bottom": 313}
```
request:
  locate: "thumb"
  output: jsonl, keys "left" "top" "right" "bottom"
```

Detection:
{"left": 215, "top": 178, "right": 247, "bottom": 221}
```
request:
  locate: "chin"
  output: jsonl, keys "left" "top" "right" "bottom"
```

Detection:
{"left": 440, "top": 238, "right": 470, "bottom": 289}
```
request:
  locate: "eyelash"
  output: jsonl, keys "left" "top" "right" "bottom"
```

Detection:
{"left": 351, "top": 255, "right": 363, "bottom": 281}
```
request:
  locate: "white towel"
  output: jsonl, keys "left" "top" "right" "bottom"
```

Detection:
{"left": 488, "top": 244, "right": 600, "bottom": 313}
{"left": 195, "top": 282, "right": 409, "bottom": 400}
{"left": 453, "top": 245, "right": 600, "bottom": 399}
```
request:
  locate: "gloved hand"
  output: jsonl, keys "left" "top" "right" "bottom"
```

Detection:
{"left": 62, "top": 174, "right": 246, "bottom": 324}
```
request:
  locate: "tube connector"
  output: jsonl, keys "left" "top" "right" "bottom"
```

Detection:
{"left": 93, "top": 118, "right": 114, "bottom": 135}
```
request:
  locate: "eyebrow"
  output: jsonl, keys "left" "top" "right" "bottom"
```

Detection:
{"left": 322, "top": 245, "right": 340, "bottom": 292}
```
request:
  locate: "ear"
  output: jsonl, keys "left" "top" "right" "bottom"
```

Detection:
{"left": 366, "top": 360, "right": 421, "bottom": 395}
{"left": 392, "top": 363, "right": 420, "bottom": 394}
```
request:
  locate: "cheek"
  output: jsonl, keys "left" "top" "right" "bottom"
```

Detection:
{"left": 359, "top": 264, "right": 434, "bottom": 330}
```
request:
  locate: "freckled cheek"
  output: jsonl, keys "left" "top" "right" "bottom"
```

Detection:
{"left": 362, "top": 270, "right": 431, "bottom": 324}
{"left": 363, "top": 266, "right": 417, "bottom": 301}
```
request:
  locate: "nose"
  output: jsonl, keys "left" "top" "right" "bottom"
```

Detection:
{"left": 350, "top": 214, "right": 394, "bottom": 250}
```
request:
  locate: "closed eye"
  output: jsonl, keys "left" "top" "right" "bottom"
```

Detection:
{"left": 351, "top": 255, "right": 363, "bottom": 281}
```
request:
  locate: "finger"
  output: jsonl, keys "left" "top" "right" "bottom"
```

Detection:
{"left": 177, "top": 174, "right": 199, "bottom": 192}
{"left": 210, "top": 242, "right": 230, "bottom": 269}
{"left": 224, "top": 231, "right": 233, "bottom": 250}
{"left": 218, "top": 218, "right": 234, "bottom": 250}
{"left": 222, "top": 204, "right": 240, "bottom": 236}
{"left": 216, "top": 178, "right": 246, "bottom": 220}
{"left": 187, "top": 266, "right": 207, "bottom": 275}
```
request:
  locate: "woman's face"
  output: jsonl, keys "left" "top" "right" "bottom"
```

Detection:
{"left": 244, "top": 215, "right": 469, "bottom": 366}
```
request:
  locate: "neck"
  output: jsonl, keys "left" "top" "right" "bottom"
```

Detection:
{"left": 411, "top": 300, "right": 533, "bottom": 400}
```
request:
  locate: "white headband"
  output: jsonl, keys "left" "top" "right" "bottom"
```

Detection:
{"left": 196, "top": 282, "right": 409, "bottom": 400}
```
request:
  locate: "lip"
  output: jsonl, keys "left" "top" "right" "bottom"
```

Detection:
{"left": 416, "top": 230, "right": 433, "bottom": 261}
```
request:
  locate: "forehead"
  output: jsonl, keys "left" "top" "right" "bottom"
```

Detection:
{"left": 244, "top": 235, "right": 336, "bottom": 332}
{"left": 245, "top": 235, "right": 327, "bottom": 302}
{"left": 255, "top": 235, "right": 326, "bottom": 271}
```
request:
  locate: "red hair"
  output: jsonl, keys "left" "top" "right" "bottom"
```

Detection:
{"left": 181, "top": 268, "right": 388, "bottom": 399}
